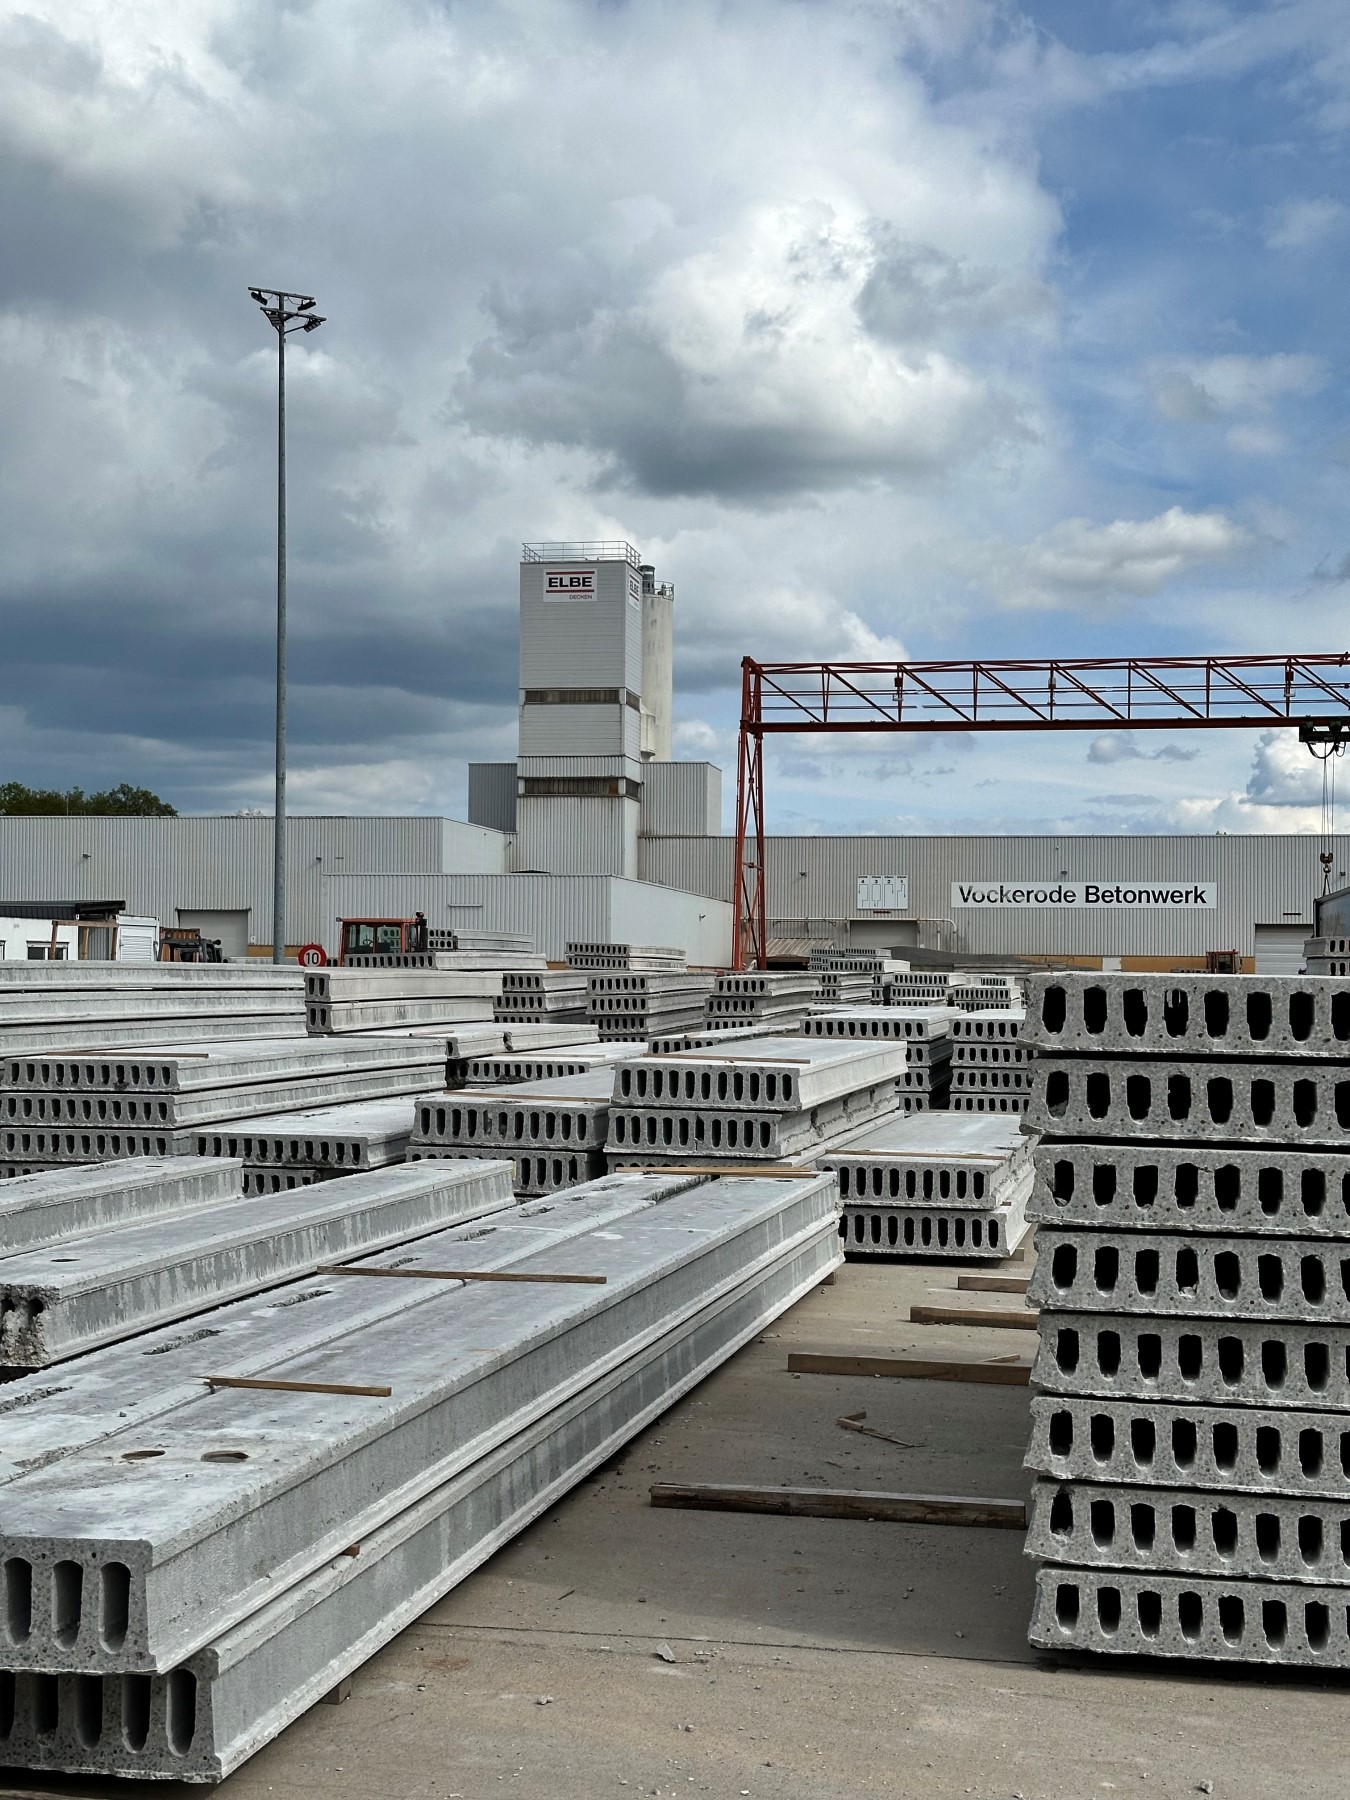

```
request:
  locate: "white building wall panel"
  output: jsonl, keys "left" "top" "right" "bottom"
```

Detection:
{"left": 638, "top": 833, "right": 1339, "bottom": 959}
{"left": 0, "top": 816, "right": 506, "bottom": 951}
{"left": 467, "top": 763, "right": 518, "bottom": 834}
{"left": 640, "top": 763, "right": 721, "bottom": 837}
{"left": 515, "top": 796, "right": 639, "bottom": 878}
{"left": 320, "top": 873, "right": 726, "bottom": 963}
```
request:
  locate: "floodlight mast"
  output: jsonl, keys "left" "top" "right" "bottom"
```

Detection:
{"left": 248, "top": 287, "right": 326, "bottom": 964}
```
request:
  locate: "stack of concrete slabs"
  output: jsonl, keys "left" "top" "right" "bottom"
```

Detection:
{"left": 1021, "top": 970, "right": 1350, "bottom": 1670}
{"left": 0, "top": 1159, "right": 515, "bottom": 1368}
{"left": 0, "top": 1168, "right": 839, "bottom": 1782}
{"left": 465, "top": 1043, "right": 645, "bottom": 1085}
{"left": 587, "top": 972, "right": 715, "bottom": 1041}
{"left": 408, "top": 1070, "right": 614, "bottom": 1194}
{"left": 566, "top": 943, "right": 687, "bottom": 971}
{"left": 820, "top": 1112, "right": 1033, "bottom": 1260}
{"left": 190, "top": 1096, "right": 418, "bottom": 1180}
{"left": 1, "top": 1038, "right": 446, "bottom": 1134}
{"left": 803, "top": 1008, "right": 952, "bottom": 1043}
{"left": 607, "top": 1037, "right": 904, "bottom": 1165}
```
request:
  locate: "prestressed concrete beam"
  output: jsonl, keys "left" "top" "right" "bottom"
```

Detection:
{"left": 1030, "top": 1226, "right": 1350, "bottom": 1323}
{"left": 1031, "top": 1310, "right": 1350, "bottom": 1409}
{"left": 899, "top": 1068, "right": 950, "bottom": 1091}
{"left": 1029, "top": 1142, "right": 1350, "bottom": 1238}
{"left": 0, "top": 966, "right": 302, "bottom": 990}
{"left": 189, "top": 1098, "right": 416, "bottom": 1169}
{"left": 607, "top": 1079, "right": 900, "bottom": 1160}
{"left": 408, "top": 1144, "right": 606, "bottom": 1196}
{"left": 308, "top": 999, "right": 495, "bottom": 1033}
{"left": 1029, "top": 1564, "right": 1350, "bottom": 1667}
{"left": 566, "top": 943, "right": 686, "bottom": 970}
{"left": 242, "top": 1168, "right": 322, "bottom": 1196}
{"left": 1024, "top": 971, "right": 1350, "bottom": 1059}
{"left": 803, "top": 1010, "right": 951, "bottom": 1042}
{"left": 1026, "top": 1055, "right": 1350, "bottom": 1145}
{"left": 1027, "top": 1477, "right": 1350, "bottom": 1585}
{"left": 0, "top": 1159, "right": 243, "bottom": 1256}
{"left": 0, "top": 1015, "right": 308, "bottom": 1055}
{"left": 951, "top": 1043, "right": 1032, "bottom": 1065}
{"left": 820, "top": 1112, "right": 1031, "bottom": 1207}
{"left": 950, "top": 1068, "right": 1034, "bottom": 1092}
{"left": 0, "top": 1210, "right": 837, "bottom": 1780}
{"left": 465, "top": 1044, "right": 644, "bottom": 1085}
{"left": 948, "top": 1093, "right": 1028, "bottom": 1113}
{"left": 614, "top": 1038, "right": 907, "bottom": 1112}
{"left": 304, "top": 972, "right": 504, "bottom": 1003}
{"left": 949, "top": 1015, "right": 1024, "bottom": 1042}
{"left": 4, "top": 1062, "right": 444, "bottom": 1131}
{"left": 1026, "top": 1393, "right": 1350, "bottom": 1499}
{"left": 1, "top": 1179, "right": 682, "bottom": 1486}
{"left": 412, "top": 1072, "right": 613, "bottom": 1150}
{"left": 4, "top": 1037, "right": 448, "bottom": 1095}
{"left": 0, "top": 1159, "right": 514, "bottom": 1367}
{"left": 0, "top": 1172, "right": 838, "bottom": 1679}
{"left": 841, "top": 1167, "right": 1032, "bottom": 1262}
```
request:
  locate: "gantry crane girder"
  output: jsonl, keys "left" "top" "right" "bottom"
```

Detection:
{"left": 733, "top": 653, "right": 1350, "bottom": 969}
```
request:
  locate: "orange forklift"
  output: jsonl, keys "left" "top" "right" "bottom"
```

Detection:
{"left": 337, "top": 913, "right": 430, "bottom": 964}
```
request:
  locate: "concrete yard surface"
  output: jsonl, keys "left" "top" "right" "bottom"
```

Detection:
{"left": 3, "top": 1260, "right": 1347, "bottom": 1800}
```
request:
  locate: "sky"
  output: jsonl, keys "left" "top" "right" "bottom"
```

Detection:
{"left": 1, "top": 0, "right": 1348, "bottom": 834}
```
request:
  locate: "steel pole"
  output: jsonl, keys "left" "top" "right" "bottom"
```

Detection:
{"left": 273, "top": 317, "right": 287, "bottom": 965}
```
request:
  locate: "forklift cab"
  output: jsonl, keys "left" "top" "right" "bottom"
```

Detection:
{"left": 338, "top": 914, "right": 430, "bottom": 963}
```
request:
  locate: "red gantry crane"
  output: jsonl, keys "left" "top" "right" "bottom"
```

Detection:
{"left": 732, "top": 654, "right": 1350, "bottom": 968}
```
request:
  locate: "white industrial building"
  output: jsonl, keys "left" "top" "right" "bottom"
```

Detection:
{"left": 0, "top": 540, "right": 1339, "bottom": 970}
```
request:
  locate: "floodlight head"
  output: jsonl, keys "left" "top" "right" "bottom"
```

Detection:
{"left": 302, "top": 314, "right": 326, "bottom": 331}
{"left": 297, "top": 297, "right": 316, "bottom": 311}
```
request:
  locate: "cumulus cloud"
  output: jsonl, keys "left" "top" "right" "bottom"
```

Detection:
{"left": 1087, "top": 734, "right": 1200, "bottom": 765}
{"left": 1150, "top": 351, "right": 1325, "bottom": 453}
{"left": 1244, "top": 728, "right": 1325, "bottom": 807}
{"left": 0, "top": 0, "right": 1070, "bottom": 809}
{"left": 973, "top": 506, "right": 1250, "bottom": 610}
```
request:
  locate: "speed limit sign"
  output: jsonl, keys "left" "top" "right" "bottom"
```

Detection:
{"left": 298, "top": 943, "right": 328, "bottom": 968}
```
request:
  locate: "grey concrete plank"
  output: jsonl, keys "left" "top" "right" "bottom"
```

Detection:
{"left": 0, "top": 1160, "right": 242, "bottom": 1256}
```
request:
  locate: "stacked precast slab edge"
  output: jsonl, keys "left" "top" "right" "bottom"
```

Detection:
{"left": 0, "top": 964, "right": 307, "bottom": 1055}
{"left": 1021, "top": 970, "right": 1350, "bottom": 1668}
{"left": 407, "top": 1070, "right": 614, "bottom": 1195}
{"left": 0, "top": 1168, "right": 841, "bottom": 1780}
{"left": 820, "top": 1113, "right": 1034, "bottom": 1261}
{"left": 606, "top": 1036, "right": 905, "bottom": 1166}
{"left": 948, "top": 1009, "right": 1031, "bottom": 1114}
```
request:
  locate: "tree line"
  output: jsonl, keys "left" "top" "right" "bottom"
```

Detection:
{"left": 0, "top": 782, "right": 177, "bottom": 816}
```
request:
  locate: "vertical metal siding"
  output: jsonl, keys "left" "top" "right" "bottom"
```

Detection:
{"left": 467, "top": 763, "right": 518, "bottom": 834}
{"left": 639, "top": 764, "right": 721, "bottom": 838}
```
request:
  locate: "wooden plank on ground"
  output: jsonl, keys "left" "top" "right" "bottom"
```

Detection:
{"left": 649, "top": 1481, "right": 1025, "bottom": 1530}
{"left": 318, "top": 1266, "right": 606, "bottom": 1285}
{"left": 956, "top": 1274, "right": 1031, "bottom": 1294}
{"left": 910, "top": 1302, "right": 1037, "bottom": 1331}
{"left": 787, "top": 1350, "right": 1031, "bottom": 1385}
{"left": 203, "top": 1375, "right": 392, "bottom": 1398}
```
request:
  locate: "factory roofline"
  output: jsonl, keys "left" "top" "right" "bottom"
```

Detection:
{"left": 521, "top": 541, "right": 641, "bottom": 567}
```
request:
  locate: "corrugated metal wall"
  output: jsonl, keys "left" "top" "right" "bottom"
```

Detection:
{"left": 467, "top": 764, "right": 519, "bottom": 834}
{"left": 0, "top": 816, "right": 508, "bottom": 949}
{"left": 640, "top": 763, "right": 722, "bottom": 837}
{"left": 638, "top": 833, "right": 1341, "bottom": 957}
{"left": 321, "top": 872, "right": 729, "bottom": 962}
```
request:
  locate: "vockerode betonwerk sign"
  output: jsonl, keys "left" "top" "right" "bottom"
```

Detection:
{"left": 952, "top": 881, "right": 1216, "bottom": 909}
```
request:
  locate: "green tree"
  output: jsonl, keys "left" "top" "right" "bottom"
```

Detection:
{"left": 0, "top": 782, "right": 177, "bottom": 817}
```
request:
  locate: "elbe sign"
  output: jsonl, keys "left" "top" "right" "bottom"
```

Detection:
{"left": 952, "top": 881, "right": 1216, "bottom": 909}
{"left": 544, "top": 569, "right": 597, "bottom": 599}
